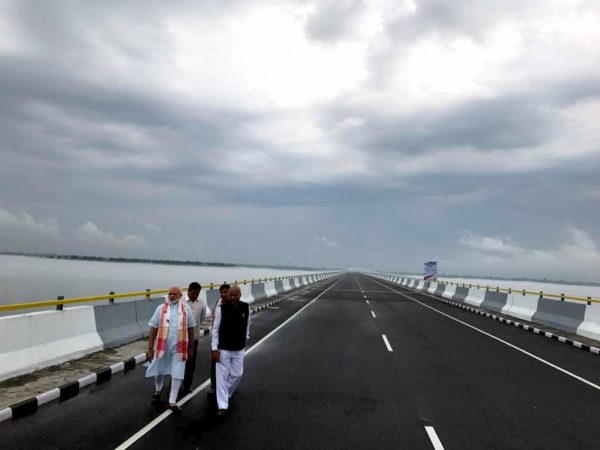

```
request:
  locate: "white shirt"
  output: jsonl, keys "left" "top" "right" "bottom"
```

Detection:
{"left": 184, "top": 294, "right": 207, "bottom": 341}
{"left": 211, "top": 302, "right": 251, "bottom": 351}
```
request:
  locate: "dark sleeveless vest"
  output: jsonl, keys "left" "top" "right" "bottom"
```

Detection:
{"left": 218, "top": 301, "right": 249, "bottom": 351}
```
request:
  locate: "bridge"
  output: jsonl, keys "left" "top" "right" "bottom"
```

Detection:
{"left": 1, "top": 272, "right": 600, "bottom": 449}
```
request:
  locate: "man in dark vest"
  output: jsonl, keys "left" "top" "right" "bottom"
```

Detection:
{"left": 211, "top": 284, "right": 250, "bottom": 416}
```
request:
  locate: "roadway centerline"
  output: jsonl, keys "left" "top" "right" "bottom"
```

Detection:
{"left": 425, "top": 426, "right": 445, "bottom": 450}
{"left": 382, "top": 334, "right": 393, "bottom": 351}
{"left": 115, "top": 275, "right": 345, "bottom": 450}
{"left": 368, "top": 277, "right": 600, "bottom": 393}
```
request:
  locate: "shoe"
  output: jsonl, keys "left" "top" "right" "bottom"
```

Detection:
{"left": 151, "top": 392, "right": 161, "bottom": 405}
{"left": 217, "top": 409, "right": 227, "bottom": 417}
{"left": 169, "top": 404, "right": 182, "bottom": 416}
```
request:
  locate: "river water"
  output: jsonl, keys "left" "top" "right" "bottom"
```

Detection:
{"left": 0, "top": 255, "right": 325, "bottom": 308}
{"left": 2, "top": 254, "right": 598, "bottom": 311}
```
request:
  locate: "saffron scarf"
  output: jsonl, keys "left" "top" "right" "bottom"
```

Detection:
{"left": 155, "top": 299, "right": 188, "bottom": 361}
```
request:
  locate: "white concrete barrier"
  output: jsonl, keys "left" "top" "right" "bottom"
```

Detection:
{"left": 264, "top": 281, "right": 278, "bottom": 298}
{"left": 577, "top": 303, "right": 600, "bottom": 341}
{"left": 0, "top": 306, "right": 103, "bottom": 382}
{"left": 502, "top": 293, "right": 539, "bottom": 322}
{"left": 465, "top": 288, "right": 486, "bottom": 307}
{"left": 427, "top": 282, "right": 437, "bottom": 295}
{"left": 442, "top": 284, "right": 456, "bottom": 299}
{"left": 282, "top": 279, "right": 292, "bottom": 292}
{"left": 240, "top": 284, "right": 255, "bottom": 304}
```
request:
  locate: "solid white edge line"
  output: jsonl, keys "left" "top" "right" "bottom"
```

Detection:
{"left": 114, "top": 274, "right": 345, "bottom": 450}
{"left": 369, "top": 277, "right": 600, "bottom": 393}
{"left": 371, "top": 311, "right": 376, "bottom": 318}
{"left": 382, "top": 334, "right": 393, "bottom": 352}
{"left": 425, "top": 426, "right": 445, "bottom": 450}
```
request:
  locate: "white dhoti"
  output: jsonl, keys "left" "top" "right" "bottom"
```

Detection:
{"left": 216, "top": 349, "right": 245, "bottom": 410}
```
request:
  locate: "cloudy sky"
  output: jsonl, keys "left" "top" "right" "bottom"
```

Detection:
{"left": 1, "top": 0, "right": 599, "bottom": 281}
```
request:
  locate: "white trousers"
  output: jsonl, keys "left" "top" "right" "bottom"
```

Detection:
{"left": 216, "top": 349, "right": 245, "bottom": 410}
{"left": 155, "top": 375, "right": 182, "bottom": 404}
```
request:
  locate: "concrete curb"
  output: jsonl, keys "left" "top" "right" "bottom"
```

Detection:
{"left": 0, "top": 280, "right": 329, "bottom": 424}
{"left": 375, "top": 276, "right": 600, "bottom": 357}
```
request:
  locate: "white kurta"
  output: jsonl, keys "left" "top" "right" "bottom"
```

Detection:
{"left": 145, "top": 301, "right": 195, "bottom": 380}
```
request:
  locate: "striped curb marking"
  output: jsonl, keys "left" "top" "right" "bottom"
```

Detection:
{"left": 376, "top": 278, "right": 600, "bottom": 357}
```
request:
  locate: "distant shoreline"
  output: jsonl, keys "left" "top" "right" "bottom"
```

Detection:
{"left": 0, "top": 251, "right": 336, "bottom": 272}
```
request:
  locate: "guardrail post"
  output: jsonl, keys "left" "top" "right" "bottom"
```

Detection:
{"left": 588, "top": 296, "right": 592, "bottom": 305}
{"left": 508, "top": 288, "right": 512, "bottom": 294}
{"left": 109, "top": 291, "right": 115, "bottom": 304}
{"left": 210, "top": 283, "right": 214, "bottom": 290}
{"left": 522, "top": 290, "right": 526, "bottom": 296}
{"left": 146, "top": 289, "right": 151, "bottom": 300}
{"left": 560, "top": 293, "right": 565, "bottom": 302}
{"left": 539, "top": 291, "right": 543, "bottom": 299}
{"left": 56, "top": 295, "right": 64, "bottom": 311}
{"left": 496, "top": 286, "right": 499, "bottom": 292}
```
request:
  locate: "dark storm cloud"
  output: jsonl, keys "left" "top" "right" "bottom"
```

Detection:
{"left": 321, "top": 73, "right": 600, "bottom": 159}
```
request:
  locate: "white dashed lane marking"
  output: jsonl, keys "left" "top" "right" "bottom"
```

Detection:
{"left": 425, "top": 426, "right": 445, "bottom": 449}
{"left": 382, "top": 334, "right": 393, "bottom": 352}
{"left": 371, "top": 311, "right": 376, "bottom": 318}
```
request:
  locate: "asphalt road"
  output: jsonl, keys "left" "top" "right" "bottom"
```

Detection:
{"left": 2, "top": 272, "right": 600, "bottom": 449}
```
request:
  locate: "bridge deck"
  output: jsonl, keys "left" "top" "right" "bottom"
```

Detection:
{"left": 2, "top": 273, "right": 600, "bottom": 449}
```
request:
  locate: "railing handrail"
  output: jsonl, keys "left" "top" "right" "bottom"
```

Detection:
{"left": 399, "top": 276, "right": 600, "bottom": 304}
{"left": 0, "top": 273, "right": 328, "bottom": 313}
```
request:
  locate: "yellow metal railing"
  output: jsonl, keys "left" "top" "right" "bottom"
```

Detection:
{"left": 0, "top": 274, "right": 322, "bottom": 313}
{"left": 400, "top": 277, "right": 600, "bottom": 304}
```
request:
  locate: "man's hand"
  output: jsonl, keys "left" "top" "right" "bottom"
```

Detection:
{"left": 211, "top": 350, "right": 220, "bottom": 362}
{"left": 146, "top": 348, "right": 154, "bottom": 362}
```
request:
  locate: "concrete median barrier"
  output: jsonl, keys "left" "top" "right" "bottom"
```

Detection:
{"left": 134, "top": 297, "right": 164, "bottom": 338}
{"left": 532, "top": 298, "right": 587, "bottom": 334}
{"left": 94, "top": 302, "right": 143, "bottom": 349}
{"left": 465, "top": 288, "right": 486, "bottom": 307}
{"left": 0, "top": 307, "right": 103, "bottom": 382}
{"left": 251, "top": 283, "right": 267, "bottom": 302}
{"left": 441, "top": 284, "right": 456, "bottom": 300}
{"left": 501, "top": 293, "right": 539, "bottom": 321}
{"left": 577, "top": 304, "right": 600, "bottom": 341}
{"left": 480, "top": 290, "right": 509, "bottom": 313}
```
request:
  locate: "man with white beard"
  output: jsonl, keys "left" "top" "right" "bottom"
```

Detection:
{"left": 146, "top": 286, "right": 196, "bottom": 414}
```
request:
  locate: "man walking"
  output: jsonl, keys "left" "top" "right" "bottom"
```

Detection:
{"left": 209, "top": 284, "right": 230, "bottom": 397}
{"left": 181, "top": 282, "right": 206, "bottom": 396}
{"left": 211, "top": 284, "right": 250, "bottom": 416}
{"left": 146, "top": 287, "right": 196, "bottom": 414}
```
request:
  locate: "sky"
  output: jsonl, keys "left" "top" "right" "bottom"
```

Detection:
{"left": 0, "top": 0, "right": 599, "bottom": 281}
